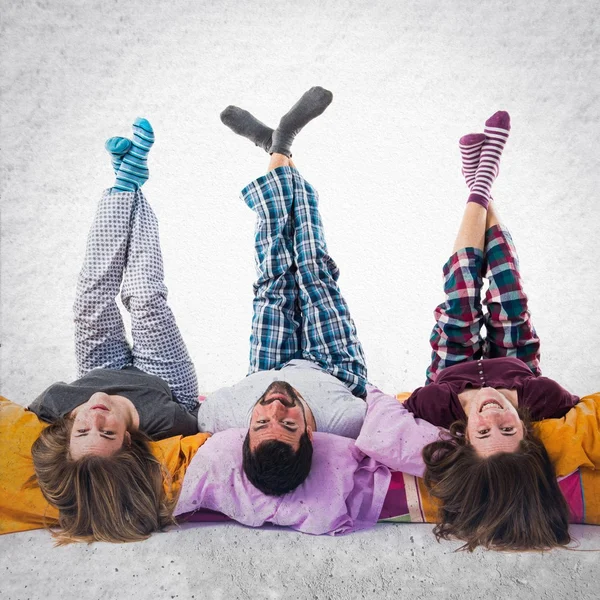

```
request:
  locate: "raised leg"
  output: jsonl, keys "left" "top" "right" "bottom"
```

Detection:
{"left": 426, "top": 113, "right": 512, "bottom": 384}
{"left": 73, "top": 190, "right": 134, "bottom": 376}
{"left": 220, "top": 86, "right": 333, "bottom": 157}
{"left": 120, "top": 191, "right": 199, "bottom": 411}
{"left": 459, "top": 133, "right": 486, "bottom": 191}
{"left": 289, "top": 169, "right": 368, "bottom": 398}
{"left": 425, "top": 247, "right": 486, "bottom": 384}
{"left": 271, "top": 87, "right": 333, "bottom": 157}
{"left": 111, "top": 118, "right": 155, "bottom": 192}
{"left": 467, "top": 112, "right": 511, "bottom": 209}
{"left": 220, "top": 106, "right": 274, "bottom": 153}
{"left": 482, "top": 207, "right": 541, "bottom": 375}
{"left": 243, "top": 156, "right": 302, "bottom": 373}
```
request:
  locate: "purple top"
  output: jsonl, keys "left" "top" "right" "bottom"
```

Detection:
{"left": 355, "top": 385, "right": 442, "bottom": 476}
{"left": 404, "top": 357, "right": 579, "bottom": 428}
{"left": 174, "top": 427, "right": 390, "bottom": 535}
{"left": 174, "top": 385, "right": 441, "bottom": 534}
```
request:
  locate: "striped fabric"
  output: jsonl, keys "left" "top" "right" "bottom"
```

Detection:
{"left": 468, "top": 112, "right": 510, "bottom": 208}
{"left": 459, "top": 133, "right": 486, "bottom": 190}
{"left": 482, "top": 225, "right": 541, "bottom": 374}
{"left": 242, "top": 166, "right": 368, "bottom": 398}
{"left": 105, "top": 136, "right": 132, "bottom": 176}
{"left": 112, "top": 118, "right": 155, "bottom": 192}
{"left": 426, "top": 224, "right": 540, "bottom": 383}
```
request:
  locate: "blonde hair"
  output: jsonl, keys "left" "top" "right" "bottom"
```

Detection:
{"left": 30, "top": 418, "right": 175, "bottom": 544}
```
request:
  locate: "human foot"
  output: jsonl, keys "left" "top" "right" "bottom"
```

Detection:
{"left": 270, "top": 86, "right": 333, "bottom": 157}
{"left": 459, "top": 133, "right": 485, "bottom": 190}
{"left": 220, "top": 106, "right": 274, "bottom": 153}
{"left": 105, "top": 136, "right": 132, "bottom": 175}
{"left": 112, "top": 118, "right": 154, "bottom": 192}
{"left": 467, "top": 111, "right": 510, "bottom": 209}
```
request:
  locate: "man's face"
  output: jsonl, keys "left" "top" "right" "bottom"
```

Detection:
{"left": 248, "top": 381, "right": 312, "bottom": 452}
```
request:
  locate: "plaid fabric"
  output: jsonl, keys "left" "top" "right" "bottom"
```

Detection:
{"left": 242, "top": 166, "right": 368, "bottom": 398}
{"left": 426, "top": 247, "right": 485, "bottom": 383}
{"left": 243, "top": 168, "right": 302, "bottom": 371}
{"left": 482, "top": 224, "right": 541, "bottom": 374}
{"left": 74, "top": 190, "right": 199, "bottom": 411}
{"left": 426, "top": 224, "right": 540, "bottom": 384}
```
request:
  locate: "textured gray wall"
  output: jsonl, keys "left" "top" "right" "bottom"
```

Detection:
{"left": 2, "top": 0, "right": 599, "bottom": 402}
{"left": 1, "top": 1, "right": 599, "bottom": 598}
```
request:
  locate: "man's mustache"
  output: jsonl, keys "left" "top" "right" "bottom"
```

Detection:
{"left": 258, "top": 382, "right": 299, "bottom": 407}
{"left": 259, "top": 396, "right": 296, "bottom": 407}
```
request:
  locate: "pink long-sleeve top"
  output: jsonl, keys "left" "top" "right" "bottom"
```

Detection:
{"left": 174, "top": 385, "right": 442, "bottom": 534}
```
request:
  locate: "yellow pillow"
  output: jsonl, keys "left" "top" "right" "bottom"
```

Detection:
{"left": 0, "top": 396, "right": 210, "bottom": 535}
{"left": 533, "top": 393, "right": 600, "bottom": 476}
{"left": 3, "top": 392, "right": 598, "bottom": 535}
{"left": 416, "top": 393, "right": 600, "bottom": 524}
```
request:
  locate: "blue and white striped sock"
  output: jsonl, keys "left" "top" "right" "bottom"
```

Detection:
{"left": 112, "top": 118, "right": 155, "bottom": 191}
{"left": 105, "top": 136, "right": 132, "bottom": 175}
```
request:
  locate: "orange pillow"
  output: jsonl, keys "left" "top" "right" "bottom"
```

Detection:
{"left": 0, "top": 396, "right": 210, "bottom": 535}
{"left": 3, "top": 392, "right": 598, "bottom": 535}
{"left": 413, "top": 393, "right": 600, "bottom": 524}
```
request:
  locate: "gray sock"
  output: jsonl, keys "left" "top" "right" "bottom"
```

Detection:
{"left": 270, "top": 86, "right": 333, "bottom": 157}
{"left": 220, "top": 106, "right": 274, "bottom": 153}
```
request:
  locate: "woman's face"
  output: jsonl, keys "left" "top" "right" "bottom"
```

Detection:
{"left": 466, "top": 387, "right": 524, "bottom": 456}
{"left": 69, "top": 392, "right": 132, "bottom": 459}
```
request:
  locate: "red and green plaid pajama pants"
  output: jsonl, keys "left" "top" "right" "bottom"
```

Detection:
{"left": 426, "top": 224, "right": 541, "bottom": 384}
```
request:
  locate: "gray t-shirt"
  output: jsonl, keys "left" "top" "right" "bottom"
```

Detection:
{"left": 28, "top": 367, "right": 199, "bottom": 440}
{"left": 197, "top": 359, "right": 367, "bottom": 439}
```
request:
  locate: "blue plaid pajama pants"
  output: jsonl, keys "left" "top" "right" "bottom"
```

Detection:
{"left": 426, "top": 224, "right": 541, "bottom": 384}
{"left": 241, "top": 166, "right": 368, "bottom": 398}
{"left": 73, "top": 189, "right": 199, "bottom": 410}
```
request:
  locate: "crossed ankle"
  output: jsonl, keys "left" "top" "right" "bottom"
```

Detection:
{"left": 466, "top": 111, "right": 511, "bottom": 206}
{"left": 221, "top": 87, "right": 333, "bottom": 157}
{"left": 107, "top": 118, "right": 154, "bottom": 192}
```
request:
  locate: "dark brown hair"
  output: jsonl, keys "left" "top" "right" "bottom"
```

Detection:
{"left": 242, "top": 431, "right": 313, "bottom": 496}
{"left": 422, "top": 415, "right": 572, "bottom": 552}
{"left": 30, "top": 418, "right": 175, "bottom": 544}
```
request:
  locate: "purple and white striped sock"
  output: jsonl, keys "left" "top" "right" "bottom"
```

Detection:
{"left": 468, "top": 111, "right": 511, "bottom": 209}
{"left": 459, "top": 133, "right": 485, "bottom": 190}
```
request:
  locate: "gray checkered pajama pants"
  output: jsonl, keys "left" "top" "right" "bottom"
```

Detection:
{"left": 73, "top": 189, "right": 198, "bottom": 411}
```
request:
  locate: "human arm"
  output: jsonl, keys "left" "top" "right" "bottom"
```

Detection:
{"left": 355, "top": 384, "right": 444, "bottom": 477}
{"left": 403, "top": 382, "right": 465, "bottom": 429}
{"left": 521, "top": 376, "right": 580, "bottom": 420}
{"left": 174, "top": 428, "right": 387, "bottom": 535}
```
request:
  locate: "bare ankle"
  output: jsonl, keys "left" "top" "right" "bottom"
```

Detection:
{"left": 268, "top": 153, "right": 290, "bottom": 171}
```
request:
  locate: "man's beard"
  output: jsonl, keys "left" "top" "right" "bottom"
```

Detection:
{"left": 257, "top": 381, "right": 301, "bottom": 408}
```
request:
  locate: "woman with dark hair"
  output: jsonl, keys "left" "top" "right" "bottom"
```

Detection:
{"left": 405, "top": 111, "right": 579, "bottom": 550}
{"left": 29, "top": 118, "right": 199, "bottom": 543}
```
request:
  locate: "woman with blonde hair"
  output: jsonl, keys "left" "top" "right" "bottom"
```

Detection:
{"left": 29, "top": 118, "right": 198, "bottom": 543}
